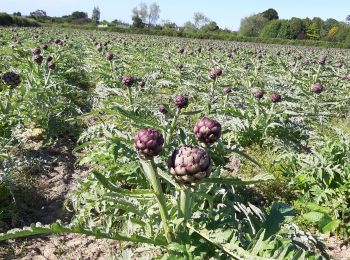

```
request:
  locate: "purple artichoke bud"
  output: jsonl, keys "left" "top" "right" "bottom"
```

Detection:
{"left": 42, "top": 44, "right": 48, "bottom": 50}
{"left": 223, "top": 87, "right": 232, "bottom": 94}
{"left": 209, "top": 68, "right": 222, "bottom": 80}
{"left": 96, "top": 44, "right": 102, "bottom": 52}
{"left": 178, "top": 48, "right": 185, "bottom": 54}
{"left": 33, "top": 54, "right": 43, "bottom": 64}
{"left": 159, "top": 104, "right": 167, "bottom": 114}
{"left": 270, "top": 93, "right": 282, "bottom": 103}
{"left": 140, "top": 80, "right": 146, "bottom": 88}
{"left": 335, "top": 61, "right": 343, "bottom": 68}
{"left": 122, "top": 76, "right": 134, "bottom": 87}
{"left": 311, "top": 83, "right": 323, "bottom": 94}
{"left": 106, "top": 52, "right": 114, "bottom": 61}
{"left": 48, "top": 62, "right": 55, "bottom": 70}
{"left": 194, "top": 117, "right": 222, "bottom": 144}
{"left": 47, "top": 55, "right": 53, "bottom": 62}
{"left": 134, "top": 128, "right": 164, "bottom": 159}
{"left": 175, "top": 95, "right": 188, "bottom": 109}
{"left": 32, "top": 47, "right": 41, "bottom": 55}
{"left": 2, "top": 72, "right": 21, "bottom": 88}
{"left": 319, "top": 56, "right": 326, "bottom": 65}
{"left": 255, "top": 90, "right": 264, "bottom": 99}
{"left": 169, "top": 145, "right": 212, "bottom": 185}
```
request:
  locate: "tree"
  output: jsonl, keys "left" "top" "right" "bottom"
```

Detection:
{"left": 30, "top": 10, "right": 47, "bottom": 17}
{"left": 132, "top": 2, "right": 148, "bottom": 24}
{"left": 148, "top": 2, "right": 160, "bottom": 25}
{"left": 91, "top": 6, "right": 100, "bottom": 24}
{"left": 201, "top": 21, "right": 219, "bottom": 32}
{"left": 132, "top": 2, "right": 160, "bottom": 26}
{"left": 162, "top": 20, "right": 177, "bottom": 29}
{"left": 307, "top": 23, "right": 320, "bottom": 40}
{"left": 183, "top": 21, "right": 197, "bottom": 33}
{"left": 261, "top": 8, "right": 279, "bottom": 21}
{"left": 346, "top": 15, "right": 350, "bottom": 24}
{"left": 239, "top": 14, "right": 269, "bottom": 37}
{"left": 324, "top": 18, "right": 339, "bottom": 32}
{"left": 71, "top": 11, "right": 88, "bottom": 20}
{"left": 132, "top": 15, "right": 144, "bottom": 28}
{"left": 260, "top": 20, "right": 282, "bottom": 38}
{"left": 13, "top": 12, "right": 21, "bottom": 16}
{"left": 193, "top": 12, "right": 210, "bottom": 28}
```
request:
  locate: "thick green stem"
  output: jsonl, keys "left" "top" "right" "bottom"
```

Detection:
{"left": 44, "top": 69, "right": 52, "bottom": 87}
{"left": 140, "top": 159, "right": 173, "bottom": 243}
{"left": 208, "top": 79, "right": 217, "bottom": 114}
{"left": 165, "top": 108, "right": 180, "bottom": 146}
{"left": 179, "top": 188, "right": 192, "bottom": 222}
{"left": 127, "top": 86, "right": 133, "bottom": 106}
{"left": 224, "top": 94, "right": 229, "bottom": 109}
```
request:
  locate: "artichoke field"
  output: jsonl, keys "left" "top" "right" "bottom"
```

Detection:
{"left": 1, "top": 26, "right": 350, "bottom": 259}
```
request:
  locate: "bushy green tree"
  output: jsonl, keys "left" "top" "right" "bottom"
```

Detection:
{"left": 261, "top": 8, "right": 279, "bottom": 21}
{"left": 71, "top": 11, "right": 88, "bottom": 20}
{"left": 201, "top": 21, "right": 219, "bottom": 32}
{"left": 307, "top": 23, "right": 320, "bottom": 40}
{"left": 132, "top": 15, "right": 144, "bottom": 28}
{"left": 260, "top": 20, "right": 282, "bottom": 38}
{"left": 239, "top": 14, "right": 269, "bottom": 37}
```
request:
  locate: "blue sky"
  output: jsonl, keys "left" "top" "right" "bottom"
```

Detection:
{"left": 1, "top": 0, "right": 349, "bottom": 30}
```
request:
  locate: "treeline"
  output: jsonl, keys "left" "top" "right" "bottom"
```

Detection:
{"left": 0, "top": 12, "right": 39, "bottom": 27}
{"left": 2, "top": 5, "right": 350, "bottom": 49}
{"left": 239, "top": 8, "right": 350, "bottom": 45}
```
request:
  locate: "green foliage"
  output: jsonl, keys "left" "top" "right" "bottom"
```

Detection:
{"left": 260, "top": 20, "right": 282, "bottom": 38}
{"left": 239, "top": 14, "right": 269, "bottom": 37}
{"left": 280, "top": 130, "right": 350, "bottom": 235}
{"left": 261, "top": 8, "right": 279, "bottom": 21}
{"left": 307, "top": 23, "right": 320, "bottom": 40}
{"left": 132, "top": 15, "right": 144, "bottom": 28}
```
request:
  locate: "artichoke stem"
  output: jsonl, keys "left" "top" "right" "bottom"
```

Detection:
{"left": 165, "top": 108, "right": 180, "bottom": 146}
{"left": 140, "top": 159, "right": 173, "bottom": 243}
{"left": 127, "top": 86, "right": 133, "bottom": 106}
{"left": 44, "top": 68, "right": 52, "bottom": 87}
{"left": 179, "top": 188, "right": 192, "bottom": 222}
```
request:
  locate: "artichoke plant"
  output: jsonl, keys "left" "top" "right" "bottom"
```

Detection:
{"left": 134, "top": 128, "right": 164, "bottom": 159}
{"left": 194, "top": 117, "right": 222, "bottom": 145}
{"left": 169, "top": 145, "right": 212, "bottom": 185}
{"left": 223, "top": 87, "right": 232, "bottom": 93}
{"left": 2, "top": 72, "right": 21, "bottom": 88}
{"left": 32, "top": 47, "right": 41, "bottom": 55}
{"left": 33, "top": 54, "right": 43, "bottom": 64}
{"left": 270, "top": 93, "right": 282, "bottom": 103}
{"left": 175, "top": 95, "right": 188, "bottom": 109}
{"left": 311, "top": 83, "right": 323, "bottom": 94}
{"left": 122, "top": 75, "right": 134, "bottom": 87}
{"left": 106, "top": 52, "right": 114, "bottom": 61}
{"left": 209, "top": 68, "right": 222, "bottom": 80}
{"left": 48, "top": 62, "right": 55, "bottom": 70}
{"left": 255, "top": 90, "right": 264, "bottom": 99}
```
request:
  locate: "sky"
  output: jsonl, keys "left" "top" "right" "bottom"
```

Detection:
{"left": 1, "top": 0, "right": 349, "bottom": 30}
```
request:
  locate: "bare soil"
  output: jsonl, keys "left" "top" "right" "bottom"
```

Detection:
{"left": 0, "top": 138, "right": 120, "bottom": 260}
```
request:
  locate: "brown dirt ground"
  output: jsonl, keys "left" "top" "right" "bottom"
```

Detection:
{"left": 0, "top": 139, "right": 123, "bottom": 260}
